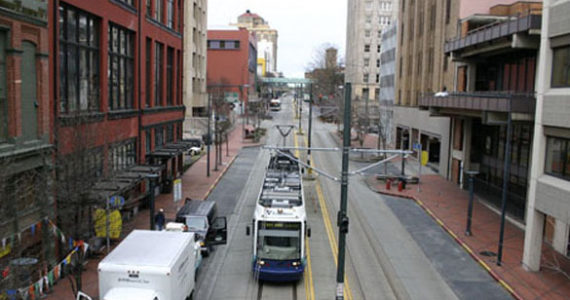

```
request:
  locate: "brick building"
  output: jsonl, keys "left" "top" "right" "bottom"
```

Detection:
{"left": 207, "top": 28, "right": 257, "bottom": 109}
{"left": 50, "top": 0, "right": 189, "bottom": 242}
{"left": 0, "top": 0, "right": 56, "bottom": 292}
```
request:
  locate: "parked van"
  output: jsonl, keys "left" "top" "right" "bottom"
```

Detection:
{"left": 175, "top": 199, "right": 227, "bottom": 256}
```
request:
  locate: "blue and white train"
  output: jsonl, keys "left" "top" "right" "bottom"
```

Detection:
{"left": 246, "top": 150, "right": 310, "bottom": 282}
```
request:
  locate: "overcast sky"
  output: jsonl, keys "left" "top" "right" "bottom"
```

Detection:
{"left": 207, "top": 0, "right": 347, "bottom": 78}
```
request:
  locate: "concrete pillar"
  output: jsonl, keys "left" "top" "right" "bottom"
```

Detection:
{"left": 552, "top": 220, "right": 569, "bottom": 255}
{"left": 523, "top": 207, "right": 545, "bottom": 271}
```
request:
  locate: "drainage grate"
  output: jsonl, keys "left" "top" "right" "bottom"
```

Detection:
{"left": 479, "top": 250, "right": 497, "bottom": 257}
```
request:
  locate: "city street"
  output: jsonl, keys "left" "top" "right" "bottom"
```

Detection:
{"left": 193, "top": 95, "right": 511, "bottom": 299}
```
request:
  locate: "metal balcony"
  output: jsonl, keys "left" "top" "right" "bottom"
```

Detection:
{"left": 419, "top": 91, "right": 535, "bottom": 114}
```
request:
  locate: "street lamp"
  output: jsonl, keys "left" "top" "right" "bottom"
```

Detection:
{"left": 465, "top": 170, "right": 479, "bottom": 236}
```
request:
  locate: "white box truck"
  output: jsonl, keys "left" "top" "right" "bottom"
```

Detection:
{"left": 98, "top": 230, "right": 198, "bottom": 300}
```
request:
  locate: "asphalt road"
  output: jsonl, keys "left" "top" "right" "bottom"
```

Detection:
{"left": 193, "top": 94, "right": 511, "bottom": 300}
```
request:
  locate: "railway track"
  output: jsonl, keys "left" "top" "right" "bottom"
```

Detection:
{"left": 256, "top": 281, "right": 298, "bottom": 300}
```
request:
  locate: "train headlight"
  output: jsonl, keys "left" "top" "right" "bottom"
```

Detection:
{"left": 258, "top": 260, "right": 265, "bottom": 266}
{"left": 292, "top": 261, "right": 300, "bottom": 266}
{"left": 199, "top": 241, "right": 205, "bottom": 247}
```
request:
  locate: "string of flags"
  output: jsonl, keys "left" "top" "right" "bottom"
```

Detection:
{"left": 0, "top": 218, "right": 89, "bottom": 300}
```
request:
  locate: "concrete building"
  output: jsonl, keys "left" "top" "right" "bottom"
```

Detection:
{"left": 523, "top": 0, "right": 570, "bottom": 271}
{"left": 379, "top": 21, "right": 398, "bottom": 147}
{"left": 232, "top": 10, "right": 278, "bottom": 75}
{"left": 183, "top": 0, "right": 208, "bottom": 123}
{"left": 207, "top": 28, "right": 257, "bottom": 109}
{"left": 394, "top": 0, "right": 456, "bottom": 176}
{"left": 419, "top": 1, "right": 542, "bottom": 221}
{"left": 345, "top": 0, "right": 398, "bottom": 102}
{"left": 0, "top": 0, "right": 56, "bottom": 286}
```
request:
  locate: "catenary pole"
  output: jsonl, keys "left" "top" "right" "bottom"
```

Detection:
{"left": 336, "top": 83, "right": 352, "bottom": 300}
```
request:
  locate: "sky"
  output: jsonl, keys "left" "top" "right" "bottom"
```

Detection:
{"left": 207, "top": 0, "right": 347, "bottom": 78}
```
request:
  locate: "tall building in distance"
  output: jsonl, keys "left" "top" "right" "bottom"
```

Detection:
{"left": 231, "top": 10, "right": 278, "bottom": 76}
{"left": 183, "top": 0, "right": 208, "bottom": 119}
{"left": 345, "top": 0, "right": 398, "bottom": 102}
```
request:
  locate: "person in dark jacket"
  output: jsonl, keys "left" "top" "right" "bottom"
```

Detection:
{"left": 155, "top": 208, "right": 165, "bottom": 231}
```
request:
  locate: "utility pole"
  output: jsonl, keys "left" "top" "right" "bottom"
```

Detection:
{"left": 497, "top": 102, "right": 513, "bottom": 266}
{"left": 336, "top": 83, "right": 351, "bottom": 300}
{"left": 298, "top": 84, "right": 303, "bottom": 135}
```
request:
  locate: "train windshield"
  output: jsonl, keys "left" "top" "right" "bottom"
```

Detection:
{"left": 257, "top": 221, "right": 301, "bottom": 260}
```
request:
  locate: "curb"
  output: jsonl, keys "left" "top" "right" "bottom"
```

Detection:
{"left": 202, "top": 154, "right": 239, "bottom": 200}
{"left": 369, "top": 181, "right": 523, "bottom": 300}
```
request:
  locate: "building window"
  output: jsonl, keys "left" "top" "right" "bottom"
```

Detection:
{"left": 363, "top": 73, "right": 369, "bottom": 82}
{"left": 155, "top": 126, "right": 164, "bottom": 149}
{"left": 59, "top": 4, "right": 100, "bottom": 113}
{"left": 364, "top": 44, "right": 370, "bottom": 52}
{"left": 166, "top": 124, "right": 174, "bottom": 143}
{"left": 145, "top": 38, "right": 152, "bottom": 107}
{"left": 445, "top": 0, "right": 451, "bottom": 24}
{"left": 207, "top": 40, "right": 240, "bottom": 49}
{"left": 108, "top": 23, "right": 134, "bottom": 111}
{"left": 166, "top": 47, "right": 173, "bottom": 105}
{"left": 0, "top": 30, "right": 7, "bottom": 142}
{"left": 377, "top": 45, "right": 381, "bottom": 53}
{"left": 545, "top": 136, "right": 570, "bottom": 180}
{"left": 145, "top": 129, "right": 152, "bottom": 153}
{"left": 364, "top": 58, "right": 370, "bottom": 67}
{"left": 430, "top": 4, "right": 436, "bottom": 31}
{"left": 376, "top": 59, "right": 380, "bottom": 68}
{"left": 376, "top": 74, "right": 380, "bottom": 83}
{"left": 378, "top": 30, "right": 382, "bottom": 39}
{"left": 365, "top": 30, "right": 371, "bottom": 38}
{"left": 117, "top": 0, "right": 135, "bottom": 8}
{"left": 167, "top": 0, "right": 174, "bottom": 28}
{"left": 366, "top": 15, "right": 371, "bottom": 23}
{"left": 552, "top": 46, "right": 570, "bottom": 87}
{"left": 146, "top": 0, "right": 151, "bottom": 15}
{"left": 155, "top": 42, "right": 163, "bottom": 106}
{"left": 155, "top": 0, "right": 163, "bottom": 23}
{"left": 110, "top": 139, "right": 137, "bottom": 172}
{"left": 178, "top": 0, "right": 183, "bottom": 32}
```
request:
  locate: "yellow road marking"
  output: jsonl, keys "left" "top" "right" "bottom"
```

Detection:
{"left": 305, "top": 237, "right": 315, "bottom": 300}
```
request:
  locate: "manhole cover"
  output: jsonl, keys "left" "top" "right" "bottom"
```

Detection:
{"left": 479, "top": 250, "right": 497, "bottom": 257}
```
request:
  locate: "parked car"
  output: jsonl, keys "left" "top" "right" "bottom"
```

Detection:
{"left": 184, "top": 138, "right": 204, "bottom": 156}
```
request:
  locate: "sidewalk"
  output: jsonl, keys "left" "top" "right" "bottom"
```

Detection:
{"left": 328, "top": 130, "right": 570, "bottom": 299}
{"left": 46, "top": 125, "right": 261, "bottom": 300}
{"left": 366, "top": 159, "right": 570, "bottom": 300}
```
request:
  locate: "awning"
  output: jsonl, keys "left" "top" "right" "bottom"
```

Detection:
{"left": 146, "top": 141, "right": 191, "bottom": 158}
{"left": 87, "top": 165, "right": 163, "bottom": 202}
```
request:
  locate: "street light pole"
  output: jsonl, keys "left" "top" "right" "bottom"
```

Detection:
{"left": 207, "top": 93, "right": 211, "bottom": 177}
{"left": 497, "top": 104, "right": 513, "bottom": 266}
{"left": 336, "top": 83, "right": 352, "bottom": 300}
{"left": 308, "top": 83, "right": 313, "bottom": 169}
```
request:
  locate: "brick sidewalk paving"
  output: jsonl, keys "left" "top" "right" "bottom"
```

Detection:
{"left": 328, "top": 130, "right": 570, "bottom": 299}
{"left": 46, "top": 125, "right": 261, "bottom": 300}
{"left": 367, "top": 171, "right": 570, "bottom": 300}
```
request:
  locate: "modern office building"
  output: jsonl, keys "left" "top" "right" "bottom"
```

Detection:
{"left": 419, "top": 1, "right": 542, "bottom": 220}
{"left": 378, "top": 21, "right": 398, "bottom": 147}
{"left": 183, "top": 0, "right": 208, "bottom": 124}
{"left": 231, "top": 10, "right": 278, "bottom": 75}
{"left": 346, "top": 0, "right": 398, "bottom": 102}
{"left": 523, "top": 0, "right": 570, "bottom": 271}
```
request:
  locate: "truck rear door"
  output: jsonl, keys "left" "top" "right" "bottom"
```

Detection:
{"left": 208, "top": 217, "right": 227, "bottom": 245}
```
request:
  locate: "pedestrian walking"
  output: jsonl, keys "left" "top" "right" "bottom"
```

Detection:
{"left": 155, "top": 208, "right": 165, "bottom": 231}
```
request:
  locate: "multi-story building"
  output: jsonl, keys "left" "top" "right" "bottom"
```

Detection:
{"left": 378, "top": 21, "right": 398, "bottom": 147}
{"left": 0, "top": 0, "right": 56, "bottom": 288}
{"left": 346, "top": 0, "right": 398, "bottom": 102}
{"left": 231, "top": 10, "right": 278, "bottom": 75}
{"left": 51, "top": 0, "right": 188, "bottom": 240}
{"left": 523, "top": 0, "right": 570, "bottom": 270}
{"left": 207, "top": 28, "right": 257, "bottom": 109}
{"left": 183, "top": 0, "right": 208, "bottom": 131}
{"left": 419, "top": 1, "right": 542, "bottom": 221}
{"left": 394, "top": 0, "right": 455, "bottom": 176}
